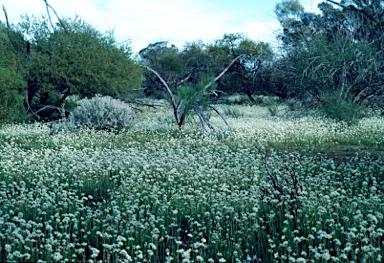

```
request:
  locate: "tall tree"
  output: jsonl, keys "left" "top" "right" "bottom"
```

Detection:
{"left": 210, "top": 33, "right": 273, "bottom": 100}
{"left": 269, "top": 0, "right": 384, "bottom": 112}
{"left": 139, "top": 41, "right": 187, "bottom": 97}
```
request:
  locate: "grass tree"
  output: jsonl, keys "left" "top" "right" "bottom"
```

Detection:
{"left": 144, "top": 56, "right": 239, "bottom": 132}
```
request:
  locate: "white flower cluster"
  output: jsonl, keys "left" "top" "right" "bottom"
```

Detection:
{"left": 0, "top": 103, "right": 383, "bottom": 262}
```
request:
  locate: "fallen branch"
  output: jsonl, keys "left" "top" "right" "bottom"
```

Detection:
{"left": 208, "top": 105, "right": 231, "bottom": 129}
{"left": 144, "top": 66, "right": 177, "bottom": 108}
{"left": 27, "top": 105, "right": 69, "bottom": 120}
{"left": 123, "top": 98, "right": 167, "bottom": 109}
{"left": 194, "top": 102, "right": 217, "bottom": 135}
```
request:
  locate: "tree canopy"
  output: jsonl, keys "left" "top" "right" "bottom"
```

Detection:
{"left": 0, "top": 12, "right": 142, "bottom": 122}
{"left": 139, "top": 34, "right": 273, "bottom": 101}
{"left": 0, "top": 21, "right": 26, "bottom": 123}
{"left": 266, "top": 0, "right": 384, "bottom": 115}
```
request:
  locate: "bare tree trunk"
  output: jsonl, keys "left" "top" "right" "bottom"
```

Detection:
{"left": 144, "top": 66, "right": 183, "bottom": 127}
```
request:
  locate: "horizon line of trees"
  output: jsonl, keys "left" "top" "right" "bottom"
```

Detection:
{"left": 1, "top": 0, "right": 384, "bottom": 125}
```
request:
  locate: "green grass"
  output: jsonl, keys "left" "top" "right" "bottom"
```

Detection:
{"left": 0, "top": 104, "right": 383, "bottom": 262}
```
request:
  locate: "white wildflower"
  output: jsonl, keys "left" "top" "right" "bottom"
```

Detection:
{"left": 53, "top": 252, "right": 63, "bottom": 261}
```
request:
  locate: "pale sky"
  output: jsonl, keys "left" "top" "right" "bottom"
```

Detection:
{"left": 1, "top": 0, "right": 323, "bottom": 53}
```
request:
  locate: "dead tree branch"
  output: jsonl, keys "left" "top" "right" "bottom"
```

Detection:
{"left": 208, "top": 105, "right": 230, "bottom": 129}
{"left": 144, "top": 66, "right": 185, "bottom": 127}
{"left": 144, "top": 66, "right": 177, "bottom": 107}
{"left": 2, "top": 5, "right": 22, "bottom": 52}
{"left": 43, "top": 0, "right": 69, "bottom": 34}
{"left": 2, "top": 5, "right": 10, "bottom": 28}
{"left": 203, "top": 55, "right": 241, "bottom": 91}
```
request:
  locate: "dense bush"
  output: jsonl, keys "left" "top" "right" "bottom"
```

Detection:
{"left": 69, "top": 95, "right": 135, "bottom": 130}
{"left": 321, "top": 92, "right": 364, "bottom": 125}
{"left": 0, "top": 23, "right": 27, "bottom": 124}
{"left": 17, "top": 16, "right": 142, "bottom": 120}
{"left": 0, "top": 66, "right": 26, "bottom": 124}
{"left": 265, "top": 0, "right": 384, "bottom": 115}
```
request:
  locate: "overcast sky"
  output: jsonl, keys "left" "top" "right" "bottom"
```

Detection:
{"left": 1, "top": 0, "right": 323, "bottom": 53}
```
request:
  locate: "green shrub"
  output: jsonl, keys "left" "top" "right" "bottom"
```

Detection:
{"left": 264, "top": 96, "right": 284, "bottom": 116}
{"left": 223, "top": 106, "right": 244, "bottom": 118}
{"left": 69, "top": 95, "right": 135, "bottom": 130}
{"left": 226, "top": 94, "right": 252, "bottom": 105}
{"left": 0, "top": 66, "right": 27, "bottom": 124}
{"left": 321, "top": 93, "right": 364, "bottom": 125}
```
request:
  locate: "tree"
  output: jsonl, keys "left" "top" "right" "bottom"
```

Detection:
{"left": 212, "top": 34, "right": 274, "bottom": 100}
{"left": 144, "top": 56, "right": 239, "bottom": 131}
{"left": 16, "top": 14, "right": 142, "bottom": 121}
{"left": 181, "top": 33, "right": 274, "bottom": 101}
{"left": 268, "top": 0, "right": 384, "bottom": 115}
{"left": 140, "top": 35, "right": 274, "bottom": 130}
{"left": 140, "top": 35, "right": 273, "bottom": 102}
{"left": 139, "top": 41, "right": 187, "bottom": 97}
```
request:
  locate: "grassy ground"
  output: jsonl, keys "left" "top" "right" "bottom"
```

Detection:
{"left": 0, "top": 104, "right": 383, "bottom": 262}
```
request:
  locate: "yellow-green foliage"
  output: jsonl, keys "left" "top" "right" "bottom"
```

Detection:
{"left": 17, "top": 16, "right": 142, "bottom": 120}
{"left": 0, "top": 67, "right": 26, "bottom": 123}
{"left": 0, "top": 23, "right": 27, "bottom": 124}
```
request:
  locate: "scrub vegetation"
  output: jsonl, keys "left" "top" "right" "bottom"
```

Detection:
{"left": 1, "top": 0, "right": 384, "bottom": 262}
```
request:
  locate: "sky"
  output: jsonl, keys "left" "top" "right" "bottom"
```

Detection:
{"left": 1, "top": 0, "right": 324, "bottom": 53}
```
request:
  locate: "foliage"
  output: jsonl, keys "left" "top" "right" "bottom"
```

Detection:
{"left": 210, "top": 33, "right": 274, "bottom": 100}
{"left": 0, "top": 22, "right": 27, "bottom": 124}
{"left": 139, "top": 41, "right": 185, "bottom": 97}
{"left": 67, "top": 95, "right": 135, "bottom": 131}
{"left": 0, "top": 66, "right": 26, "bottom": 123}
{"left": 320, "top": 92, "right": 364, "bottom": 125}
{"left": 17, "top": 15, "right": 142, "bottom": 120}
{"left": 139, "top": 35, "right": 273, "bottom": 101}
{"left": 269, "top": 0, "right": 384, "bottom": 115}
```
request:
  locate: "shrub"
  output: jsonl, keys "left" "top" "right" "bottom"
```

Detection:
{"left": 223, "top": 106, "right": 244, "bottom": 118}
{"left": 69, "top": 95, "right": 135, "bottom": 130}
{"left": 320, "top": 92, "right": 364, "bottom": 125}
{"left": 264, "top": 96, "right": 284, "bottom": 116}
{"left": 225, "top": 94, "right": 252, "bottom": 105}
{"left": 16, "top": 16, "right": 142, "bottom": 121}
{"left": 0, "top": 67, "right": 27, "bottom": 124}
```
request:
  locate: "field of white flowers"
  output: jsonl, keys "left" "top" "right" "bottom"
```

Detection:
{"left": 0, "top": 104, "right": 383, "bottom": 263}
